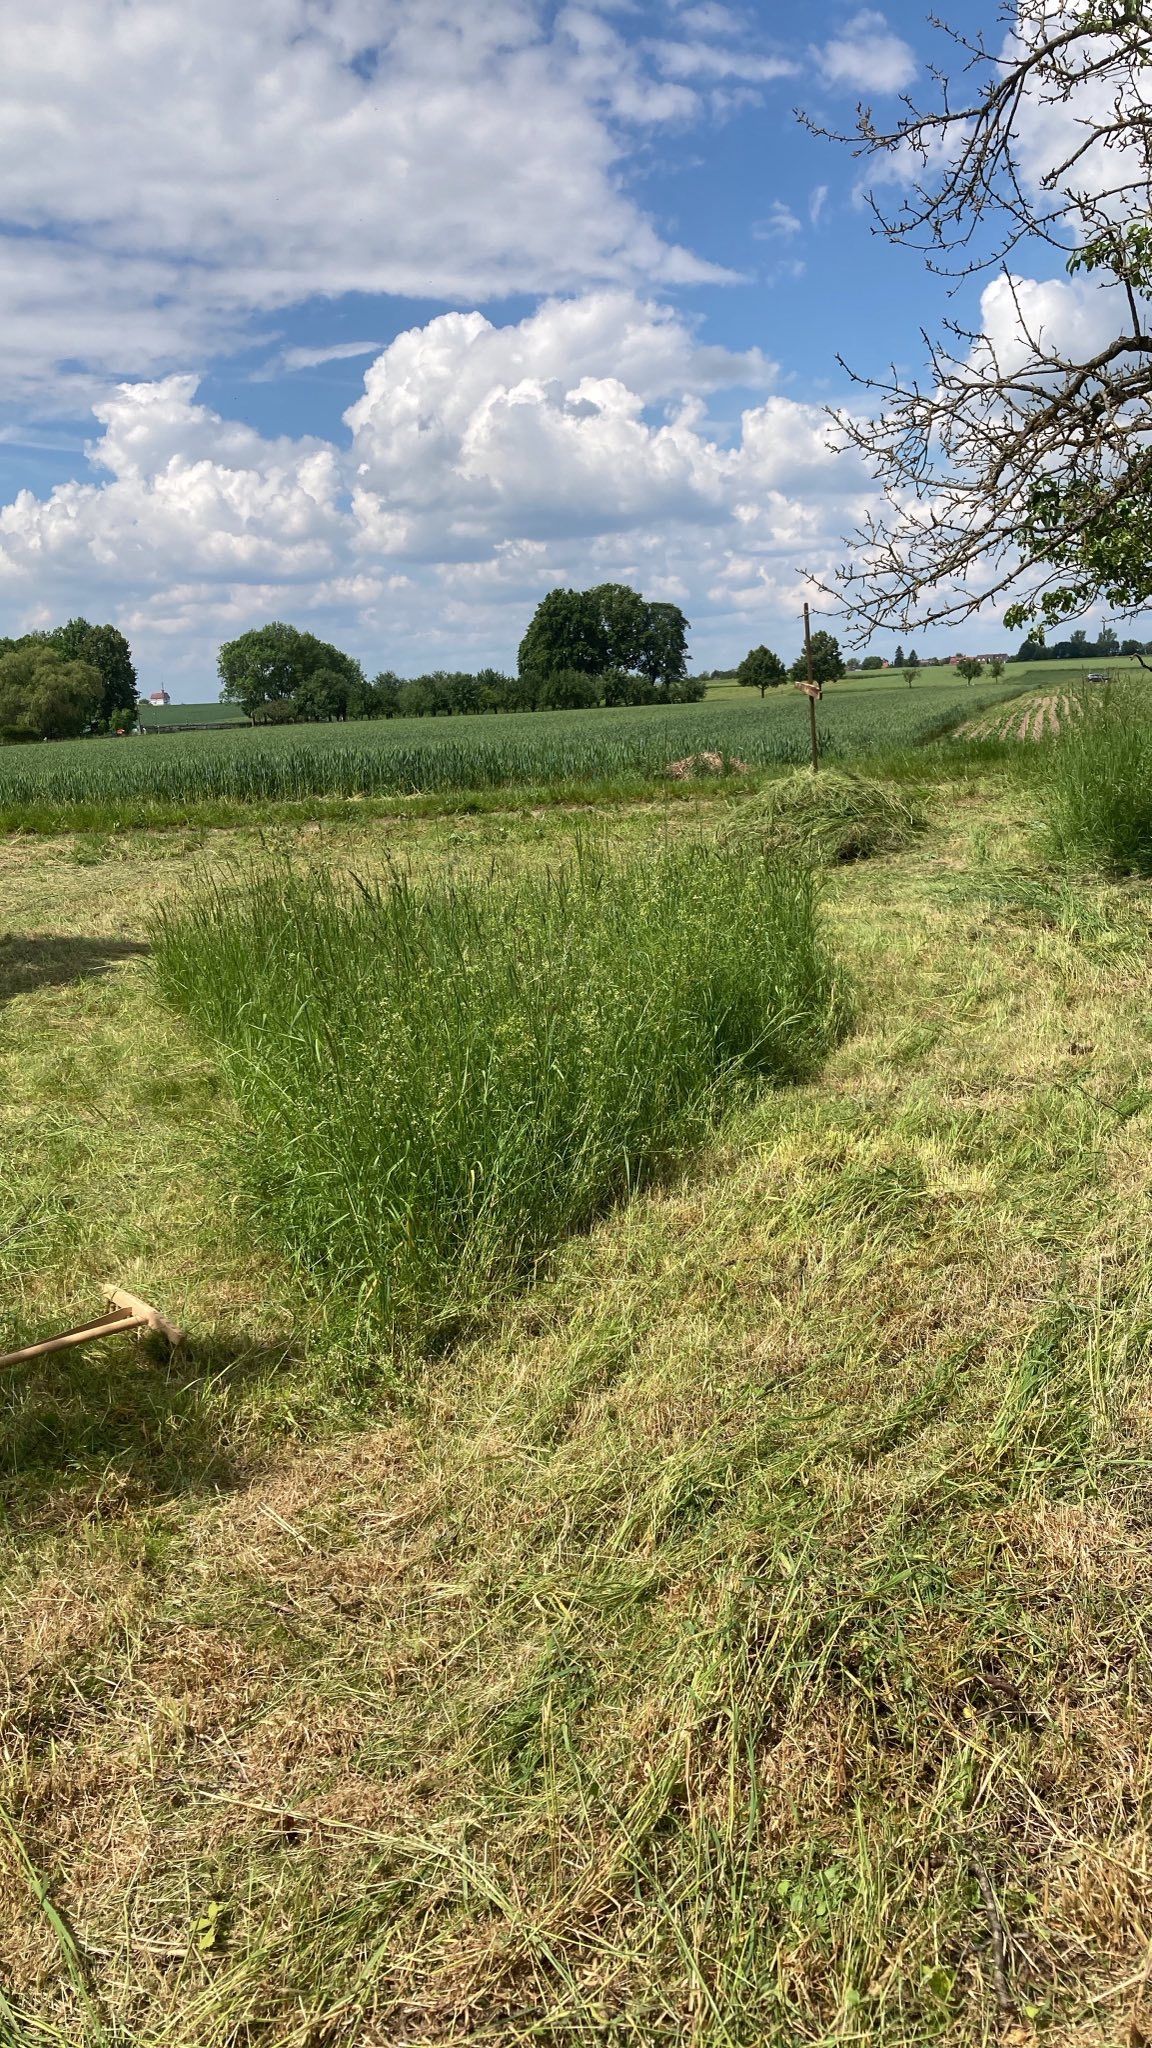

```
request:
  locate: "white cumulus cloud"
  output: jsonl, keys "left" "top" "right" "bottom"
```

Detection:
{"left": 817, "top": 11, "right": 916, "bottom": 93}
{"left": 0, "top": 376, "right": 346, "bottom": 589}
{"left": 345, "top": 292, "right": 778, "bottom": 550}
{"left": 976, "top": 271, "right": 1128, "bottom": 378}
{"left": 0, "top": 0, "right": 758, "bottom": 404}
{"left": 0, "top": 294, "right": 871, "bottom": 685}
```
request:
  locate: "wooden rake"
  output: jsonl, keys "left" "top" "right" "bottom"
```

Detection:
{"left": 0, "top": 1287, "right": 186, "bottom": 1370}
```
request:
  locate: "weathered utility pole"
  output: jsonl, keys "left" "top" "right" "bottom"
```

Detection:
{"left": 803, "top": 602, "right": 820, "bottom": 771}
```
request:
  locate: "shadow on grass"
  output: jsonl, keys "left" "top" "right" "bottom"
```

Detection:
{"left": 0, "top": 1324, "right": 297, "bottom": 1526}
{"left": 0, "top": 934, "right": 149, "bottom": 1005}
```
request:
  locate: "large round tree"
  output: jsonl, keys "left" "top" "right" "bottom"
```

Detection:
{"left": 47, "top": 619, "right": 138, "bottom": 730}
{"left": 737, "top": 646, "right": 788, "bottom": 697}
{"left": 0, "top": 645, "right": 103, "bottom": 738}
{"left": 218, "top": 623, "right": 364, "bottom": 721}
{"left": 518, "top": 584, "right": 689, "bottom": 689}
{"left": 789, "top": 631, "right": 845, "bottom": 686}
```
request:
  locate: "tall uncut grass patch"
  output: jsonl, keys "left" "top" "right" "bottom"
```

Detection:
{"left": 1043, "top": 675, "right": 1152, "bottom": 873}
{"left": 153, "top": 841, "right": 846, "bottom": 1340}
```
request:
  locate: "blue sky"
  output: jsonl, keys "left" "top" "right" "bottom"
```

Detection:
{"left": 0, "top": 0, "right": 1064, "bottom": 695}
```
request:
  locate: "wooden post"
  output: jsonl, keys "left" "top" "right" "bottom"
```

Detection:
{"left": 804, "top": 603, "right": 820, "bottom": 772}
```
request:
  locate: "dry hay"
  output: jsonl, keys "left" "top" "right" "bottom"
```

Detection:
{"left": 663, "top": 749, "right": 750, "bottom": 779}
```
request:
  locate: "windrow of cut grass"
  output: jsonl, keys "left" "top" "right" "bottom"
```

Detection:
{"left": 963, "top": 691, "right": 1074, "bottom": 744}
{"left": 728, "top": 768, "right": 927, "bottom": 864}
{"left": 152, "top": 841, "right": 848, "bottom": 1343}
{"left": 0, "top": 683, "right": 1030, "bottom": 826}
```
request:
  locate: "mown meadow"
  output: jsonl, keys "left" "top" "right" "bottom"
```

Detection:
{"left": 0, "top": 677, "right": 1028, "bottom": 826}
{"left": 5, "top": 684, "right": 1152, "bottom": 2043}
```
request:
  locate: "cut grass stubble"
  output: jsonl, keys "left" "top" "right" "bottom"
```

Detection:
{"left": 153, "top": 841, "right": 847, "bottom": 1343}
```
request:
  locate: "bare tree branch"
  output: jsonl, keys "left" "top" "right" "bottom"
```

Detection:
{"left": 799, "top": 0, "right": 1152, "bottom": 639}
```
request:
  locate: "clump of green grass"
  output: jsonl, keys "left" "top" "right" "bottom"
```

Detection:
{"left": 731, "top": 768, "right": 927, "bottom": 864}
{"left": 153, "top": 840, "right": 847, "bottom": 1340}
{"left": 1042, "top": 677, "right": 1152, "bottom": 873}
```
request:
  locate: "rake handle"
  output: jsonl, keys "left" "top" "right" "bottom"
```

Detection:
{"left": 0, "top": 1312, "right": 143, "bottom": 1370}
{"left": 0, "top": 1288, "right": 187, "bottom": 1370}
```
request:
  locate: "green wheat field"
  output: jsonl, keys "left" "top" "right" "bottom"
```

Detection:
{"left": 0, "top": 678, "right": 1028, "bottom": 823}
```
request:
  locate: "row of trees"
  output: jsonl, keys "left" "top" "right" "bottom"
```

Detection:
{"left": 2, "top": 587, "right": 697, "bottom": 736}
{"left": 218, "top": 587, "right": 700, "bottom": 724}
{"left": 736, "top": 632, "right": 846, "bottom": 697}
{"left": 851, "top": 646, "right": 947, "bottom": 671}
{"left": 732, "top": 628, "right": 1149, "bottom": 690}
{"left": 1016, "top": 628, "right": 1150, "bottom": 663}
{"left": 0, "top": 620, "right": 137, "bottom": 740}
{"left": 709, "top": 648, "right": 967, "bottom": 681}
{"left": 368, "top": 667, "right": 705, "bottom": 718}
{"left": 734, "top": 639, "right": 1027, "bottom": 695}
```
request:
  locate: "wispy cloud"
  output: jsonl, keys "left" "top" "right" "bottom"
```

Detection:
{"left": 652, "top": 39, "right": 796, "bottom": 83}
{"left": 0, "top": 427, "right": 85, "bottom": 451}
{"left": 672, "top": 3, "right": 745, "bottom": 33}
{"left": 816, "top": 11, "right": 916, "bottom": 93}
{"left": 279, "top": 342, "right": 384, "bottom": 372}
{"left": 753, "top": 202, "right": 803, "bottom": 241}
